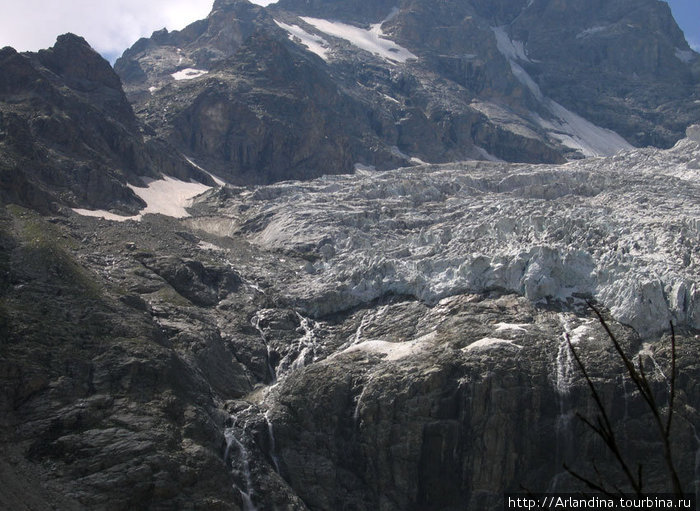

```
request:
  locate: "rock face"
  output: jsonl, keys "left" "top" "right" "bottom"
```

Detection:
{"left": 114, "top": 0, "right": 699, "bottom": 184}
{"left": 509, "top": 0, "right": 700, "bottom": 147}
{"left": 0, "top": 35, "right": 211, "bottom": 214}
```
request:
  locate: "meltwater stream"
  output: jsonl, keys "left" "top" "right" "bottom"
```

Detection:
{"left": 251, "top": 312, "right": 277, "bottom": 382}
{"left": 224, "top": 415, "right": 257, "bottom": 511}
{"left": 549, "top": 315, "right": 579, "bottom": 490}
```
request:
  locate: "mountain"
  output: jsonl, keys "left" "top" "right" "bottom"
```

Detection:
{"left": 113, "top": 0, "right": 700, "bottom": 184}
{"left": 0, "top": 0, "right": 699, "bottom": 509}
{"left": 0, "top": 34, "right": 213, "bottom": 214}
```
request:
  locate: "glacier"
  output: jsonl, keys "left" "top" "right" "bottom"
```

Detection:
{"left": 199, "top": 126, "right": 700, "bottom": 337}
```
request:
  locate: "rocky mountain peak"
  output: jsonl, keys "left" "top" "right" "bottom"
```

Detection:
{"left": 113, "top": 0, "right": 699, "bottom": 186}
{"left": 0, "top": 36, "right": 213, "bottom": 214}
{"left": 37, "top": 33, "right": 123, "bottom": 92}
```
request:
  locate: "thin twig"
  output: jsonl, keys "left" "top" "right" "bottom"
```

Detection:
{"left": 566, "top": 334, "right": 642, "bottom": 495}
{"left": 584, "top": 302, "right": 682, "bottom": 495}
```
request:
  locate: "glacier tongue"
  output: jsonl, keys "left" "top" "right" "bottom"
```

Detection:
{"left": 219, "top": 130, "right": 700, "bottom": 336}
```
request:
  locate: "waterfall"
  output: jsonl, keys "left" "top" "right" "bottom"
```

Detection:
{"left": 549, "top": 315, "right": 578, "bottom": 490}
{"left": 264, "top": 410, "right": 281, "bottom": 474}
{"left": 224, "top": 414, "right": 257, "bottom": 511}
{"left": 620, "top": 373, "right": 630, "bottom": 445}
{"left": 251, "top": 312, "right": 276, "bottom": 382}
{"left": 291, "top": 312, "right": 320, "bottom": 371}
{"left": 637, "top": 343, "right": 669, "bottom": 389}
{"left": 274, "top": 313, "right": 321, "bottom": 377}
{"left": 353, "top": 312, "right": 371, "bottom": 345}
{"left": 353, "top": 384, "right": 368, "bottom": 425}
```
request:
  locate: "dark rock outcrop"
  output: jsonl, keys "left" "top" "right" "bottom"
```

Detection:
{"left": 0, "top": 36, "right": 211, "bottom": 214}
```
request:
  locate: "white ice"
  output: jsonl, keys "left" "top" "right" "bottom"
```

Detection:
{"left": 463, "top": 337, "right": 523, "bottom": 352}
{"left": 300, "top": 15, "right": 417, "bottom": 64}
{"left": 171, "top": 68, "right": 208, "bottom": 80}
{"left": 339, "top": 332, "right": 434, "bottom": 361}
{"left": 275, "top": 20, "right": 331, "bottom": 61}
{"left": 237, "top": 126, "right": 700, "bottom": 336}
{"left": 494, "top": 323, "right": 529, "bottom": 333}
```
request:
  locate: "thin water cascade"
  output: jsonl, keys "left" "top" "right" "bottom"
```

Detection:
{"left": 353, "top": 384, "right": 368, "bottom": 425}
{"left": 291, "top": 312, "right": 320, "bottom": 371}
{"left": 264, "top": 410, "right": 281, "bottom": 474}
{"left": 224, "top": 416, "right": 257, "bottom": 511}
{"left": 275, "top": 313, "right": 321, "bottom": 377}
{"left": 620, "top": 373, "right": 630, "bottom": 443}
{"left": 251, "top": 311, "right": 276, "bottom": 382}
{"left": 637, "top": 343, "right": 669, "bottom": 389}
{"left": 353, "top": 311, "right": 371, "bottom": 345}
{"left": 549, "top": 315, "right": 577, "bottom": 490}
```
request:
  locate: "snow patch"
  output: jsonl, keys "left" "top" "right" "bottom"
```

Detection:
{"left": 128, "top": 177, "right": 211, "bottom": 217}
{"left": 184, "top": 156, "right": 227, "bottom": 186}
{"left": 72, "top": 176, "right": 211, "bottom": 222}
{"left": 390, "top": 146, "right": 428, "bottom": 165}
{"left": 300, "top": 15, "right": 417, "bottom": 64}
{"left": 534, "top": 103, "right": 633, "bottom": 158}
{"left": 476, "top": 146, "right": 505, "bottom": 162}
{"left": 198, "top": 241, "right": 224, "bottom": 251}
{"left": 339, "top": 332, "right": 434, "bottom": 361}
{"left": 275, "top": 20, "right": 330, "bottom": 61}
{"left": 494, "top": 323, "right": 529, "bottom": 333}
{"left": 463, "top": 337, "right": 523, "bottom": 352}
{"left": 576, "top": 26, "right": 608, "bottom": 39}
{"left": 354, "top": 163, "right": 377, "bottom": 173}
{"left": 493, "top": 26, "right": 530, "bottom": 62}
{"left": 171, "top": 68, "right": 208, "bottom": 80}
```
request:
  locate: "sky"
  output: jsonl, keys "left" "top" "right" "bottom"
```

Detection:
{"left": 667, "top": 0, "right": 700, "bottom": 52}
{"left": 0, "top": 0, "right": 698, "bottom": 63}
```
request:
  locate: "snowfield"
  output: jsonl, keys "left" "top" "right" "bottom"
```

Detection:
{"left": 73, "top": 176, "right": 212, "bottom": 221}
{"left": 275, "top": 20, "right": 331, "bottom": 61}
{"left": 300, "top": 14, "right": 417, "bottom": 63}
{"left": 214, "top": 127, "right": 700, "bottom": 336}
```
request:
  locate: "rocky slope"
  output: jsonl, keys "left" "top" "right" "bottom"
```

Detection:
{"left": 1, "top": 126, "right": 699, "bottom": 509}
{"left": 0, "top": 34, "right": 212, "bottom": 214}
{"left": 113, "top": 0, "right": 700, "bottom": 185}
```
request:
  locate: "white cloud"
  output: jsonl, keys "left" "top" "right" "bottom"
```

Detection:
{"left": 0, "top": 0, "right": 216, "bottom": 61}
